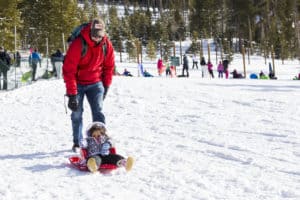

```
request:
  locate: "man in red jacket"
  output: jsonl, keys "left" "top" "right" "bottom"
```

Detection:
{"left": 63, "top": 17, "right": 115, "bottom": 152}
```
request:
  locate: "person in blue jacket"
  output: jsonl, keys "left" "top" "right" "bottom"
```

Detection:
{"left": 29, "top": 49, "right": 42, "bottom": 81}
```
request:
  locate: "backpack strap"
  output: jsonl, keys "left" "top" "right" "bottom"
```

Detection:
{"left": 102, "top": 43, "right": 107, "bottom": 57}
{"left": 80, "top": 35, "right": 88, "bottom": 58}
{"left": 79, "top": 36, "right": 107, "bottom": 59}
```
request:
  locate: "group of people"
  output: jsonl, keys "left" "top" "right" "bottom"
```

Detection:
{"left": 28, "top": 48, "right": 64, "bottom": 81}
{"left": 180, "top": 54, "right": 231, "bottom": 79}
{"left": 62, "top": 17, "right": 133, "bottom": 173}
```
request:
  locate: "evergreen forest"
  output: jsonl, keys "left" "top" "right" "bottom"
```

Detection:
{"left": 1, "top": 0, "right": 300, "bottom": 62}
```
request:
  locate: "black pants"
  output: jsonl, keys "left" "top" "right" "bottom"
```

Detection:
{"left": 89, "top": 154, "right": 125, "bottom": 167}
{"left": 182, "top": 66, "right": 189, "bottom": 77}
{"left": 166, "top": 68, "right": 171, "bottom": 76}
{"left": 192, "top": 62, "right": 198, "bottom": 69}
{"left": 209, "top": 69, "right": 214, "bottom": 78}
{"left": 31, "top": 63, "right": 37, "bottom": 81}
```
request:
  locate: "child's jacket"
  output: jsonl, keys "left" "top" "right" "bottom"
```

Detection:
{"left": 86, "top": 135, "right": 112, "bottom": 157}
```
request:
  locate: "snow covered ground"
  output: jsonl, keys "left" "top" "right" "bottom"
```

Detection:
{"left": 0, "top": 52, "right": 300, "bottom": 200}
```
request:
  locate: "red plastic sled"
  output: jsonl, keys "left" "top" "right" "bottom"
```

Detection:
{"left": 69, "top": 147, "right": 118, "bottom": 172}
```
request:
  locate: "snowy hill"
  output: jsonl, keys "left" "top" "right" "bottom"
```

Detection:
{"left": 0, "top": 65, "right": 300, "bottom": 199}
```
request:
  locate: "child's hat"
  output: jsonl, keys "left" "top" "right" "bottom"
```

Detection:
{"left": 86, "top": 121, "right": 106, "bottom": 136}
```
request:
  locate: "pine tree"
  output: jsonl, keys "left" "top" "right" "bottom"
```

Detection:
{"left": 20, "top": 0, "right": 79, "bottom": 54}
{"left": 0, "top": 0, "right": 22, "bottom": 51}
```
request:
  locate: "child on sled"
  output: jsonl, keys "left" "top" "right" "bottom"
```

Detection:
{"left": 83, "top": 122, "right": 134, "bottom": 173}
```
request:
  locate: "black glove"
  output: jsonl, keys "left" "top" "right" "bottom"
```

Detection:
{"left": 68, "top": 95, "right": 79, "bottom": 112}
{"left": 103, "top": 86, "right": 109, "bottom": 100}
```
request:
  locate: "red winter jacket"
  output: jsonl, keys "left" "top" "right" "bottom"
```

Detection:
{"left": 63, "top": 24, "right": 115, "bottom": 95}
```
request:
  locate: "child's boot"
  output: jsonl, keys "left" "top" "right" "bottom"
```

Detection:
{"left": 87, "top": 157, "right": 98, "bottom": 173}
{"left": 125, "top": 157, "right": 134, "bottom": 172}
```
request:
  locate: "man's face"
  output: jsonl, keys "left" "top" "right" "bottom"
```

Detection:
{"left": 91, "top": 22, "right": 105, "bottom": 43}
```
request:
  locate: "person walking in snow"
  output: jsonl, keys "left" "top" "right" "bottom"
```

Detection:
{"left": 217, "top": 61, "right": 224, "bottom": 78}
{"left": 29, "top": 48, "right": 42, "bottom": 81}
{"left": 50, "top": 49, "right": 64, "bottom": 78}
{"left": 63, "top": 17, "right": 115, "bottom": 152}
{"left": 200, "top": 57, "right": 206, "bottom": 78}
{"left": 207, "top": 60, "right": 214, "bottom": 78}
{"left": 84, "top": 122, "right": 134, "bottom": 173}
{"left": 192, "top": 54, "right": 198, "bottom": 69}
{"left": 0, "top": 46, "right": 11, "bottom": 90}
{"left": 182, "top": 54, "right": 189, "bottom": 77}
{"left": 157, "top": 58, "right": 164, "bottom": 76}
{"left": 222, "top": 59, "right": 229, "bottom": 79}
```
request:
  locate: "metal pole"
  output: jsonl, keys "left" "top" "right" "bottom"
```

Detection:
{"left": 215, "top": 42, "right": 218, "bottom": 65}
{"left": 62, "top": 33, "right": 66, "bottom": 54}
{"left": 207, "top": 41, "right": 211, "bottom": 62}
{"left": 14, "top": 25, "right": 17, "bottom": 88}
{"left": 46, "top": 38, "right": 49, "bottom": 72}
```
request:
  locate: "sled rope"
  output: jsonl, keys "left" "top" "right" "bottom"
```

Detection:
{"left": 64, "top": 94, "right": 68, "bottom": 114}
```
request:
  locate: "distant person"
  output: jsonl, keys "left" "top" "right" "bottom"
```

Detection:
{"left": 138, "top": 63, "right": 144, "bottom": 77}
{"left": 165, "top": 65, "right": 171, "bottom": 76}
{"left": 200, "top": 57, "right": 206, "bottom": 78}
{"left": 0, "top": 46, "right": 11, "bottom": 90}
{"left": 15, "top": 51, "right": 21, "bottom": 67}
{"left": 169, "top": 66, "right": 176, "bottom": 78}
{"left": 182, "top": 54, "right": 189, "bottom": 77}
{"left": 207, "top": 60, "right": 214, "bottom": 78}
{"left": 51, "top": 49, "right": 64, "bottom": 78}
{"left": 222, "top": 59, "right": 229, "bottom": 79}
{"left": 143, "top": 69, "right": 153, "bottom": 77}
{"left": 217, "top": 61, "right": 224, "bottom": 78}
{"left": 269, "top": 71, "right": 277, "bottom": 80}
{"left": 192, "top": 54, "right": 198, "bottom": 69}
{"left": 29, "top": 48, "right": 42, "bottom": 81}
{"left": 157, "top": 58, "right": 164, "bottom": 76}
{"left": 259, "top": 70, "right": 268, "bottom": 79}
{"left": 123, "top": 68, "right": 133, "bottom": 76}
{"left": 268, "top": 62, "right": 277, "bottom": 79}
{"left": 231, "top": 69, "right": 244, "bottom": 79}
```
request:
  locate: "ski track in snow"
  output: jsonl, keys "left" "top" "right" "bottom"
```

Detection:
{"left": 0, "top": 68, "right": 300, "bottom": 199}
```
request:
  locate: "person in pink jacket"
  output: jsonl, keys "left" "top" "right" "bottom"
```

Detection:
{"left": 207, "top": 60, "right": 214, "bottom": 78}
{"left": 157, "top": 58, "right": 164, "bottom": 76}
{"left": 217, "top": 61, "right": 224, "bottom": 78}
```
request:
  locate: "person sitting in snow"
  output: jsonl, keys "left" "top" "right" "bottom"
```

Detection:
{"left": 231, "top": 69, "right": 244, "bottom": 79}
{"left": 259, "top": 70, "right": 268, "bottom": 79}
{"left": 123, "top": 68, "right": 133, "bottom": 77}
{"left": 143, "top": 69, "right": 153, "bottom": 77}
{"left": 84, "top": 122, "right": 134, "bottom": 173}
{"left": 268, "top": 71, "right": 277, "bottom": 80}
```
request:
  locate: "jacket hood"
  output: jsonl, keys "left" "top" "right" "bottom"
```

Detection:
{"left": 86, "top": 121, "right": 106, "bottom": 137}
